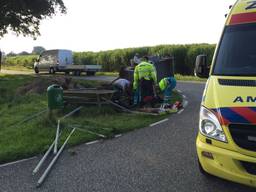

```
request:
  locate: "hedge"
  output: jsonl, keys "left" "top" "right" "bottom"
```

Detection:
{"left": 73, "top": 44, "right": 216, "bottom": 75}
{"left": 3, "top": 55, "right": 38, "bottom": 70}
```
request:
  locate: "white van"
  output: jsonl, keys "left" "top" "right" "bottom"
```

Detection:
{"left": 34, "top": 49, "right": 101, "bottom": 76}
{"left": 34, "top": 49, "right": 72, "bottom": 74}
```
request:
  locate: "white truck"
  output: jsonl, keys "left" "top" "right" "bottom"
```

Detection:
{"left": 34, "top": 49, "right": 102, "bottom": 76}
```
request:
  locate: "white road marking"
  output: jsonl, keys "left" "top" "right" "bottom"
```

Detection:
{"left": 183, "top": 100, "right": 189, "bottom": 108}
{"left": 178, "top": 109, "right": 184, "bottom": 114}
{"left": 0, "top": 156, "right": 37, "bottom": 168}
{"left": 150, "top": 118, "right": 169, "bottom": 127}
{"left": 86, "top": 140, "right": 100, "bottom": 145}
{"left": 115, "top": 134, "right": 122, "bottom": 138}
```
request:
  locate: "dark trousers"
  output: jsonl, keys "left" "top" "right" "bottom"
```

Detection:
{"left": 139, "top": 79, "right": 155, "bottom": 107}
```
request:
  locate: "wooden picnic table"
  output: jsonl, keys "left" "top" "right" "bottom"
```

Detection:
{"left": 63, "top": 89, "right": 116, "bottom": 107}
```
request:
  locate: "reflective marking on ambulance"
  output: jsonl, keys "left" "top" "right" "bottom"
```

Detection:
{"left": 230, "top": 12, "right": 256, "bottom": 25}
{"left": 211, "top": 107, "right": 256, "bottom": 125}
{"left": 228, "top": 1, "right": 256, "bottom": 25}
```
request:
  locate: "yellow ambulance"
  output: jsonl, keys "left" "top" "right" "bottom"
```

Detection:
{"left": 195, "top": 0, "right": 256, "bottom": 187}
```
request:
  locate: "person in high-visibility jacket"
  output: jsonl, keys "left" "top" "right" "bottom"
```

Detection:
{"left": 159, "top": 76, "right": 176, "bottom": 104}
{"left": 133, "top": 56, "right": 157, "bottom": 106}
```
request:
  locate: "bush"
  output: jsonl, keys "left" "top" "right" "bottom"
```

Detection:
{"left": 3, "top": 55, "right": 38, "bottom": 70}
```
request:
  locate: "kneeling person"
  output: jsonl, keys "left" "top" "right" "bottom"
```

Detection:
{"left": 112, "top": 78, "right": 132, "bottom": 106}
{"left": 159, "top": 77, "right": 176, "bottom": 104}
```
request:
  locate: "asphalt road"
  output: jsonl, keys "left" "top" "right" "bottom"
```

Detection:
{"left": 0, "top": 82, "right": 255, "bottom": 192}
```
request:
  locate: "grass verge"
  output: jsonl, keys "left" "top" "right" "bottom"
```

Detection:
{"left": 0, "top": 74, "right": 182, "bottom": 164}
{"left": 174, "top": 74, "right": 207, "bottom": 82}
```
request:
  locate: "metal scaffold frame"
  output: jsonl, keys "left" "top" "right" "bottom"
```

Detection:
{"left": 33, "top": 106, "right": 83, "bottom": 187}
{"left": 32, "top": 105, "right": 111, "bottom": 187}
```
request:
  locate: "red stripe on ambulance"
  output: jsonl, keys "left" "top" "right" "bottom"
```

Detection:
{"left": 230, "top": 107, "right": 256, "bottom": 124}
{"left": 230, "top": 12, "right": 256, "bottom": 25}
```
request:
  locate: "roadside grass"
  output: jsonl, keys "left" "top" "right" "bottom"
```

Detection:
{"left": 0, "top": 74, "right": 34, "bottom": 103}
{"left": 174, "top": 74, "right": 207, "bottom": 82}
{"left": 0, "top": 74, "right": 182, "bottom": 164}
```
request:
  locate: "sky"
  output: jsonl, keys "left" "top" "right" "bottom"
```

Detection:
{"left": 0, "top": 0, "right": 237, "bottom": 54}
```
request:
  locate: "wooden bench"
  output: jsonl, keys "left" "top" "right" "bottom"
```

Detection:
{"left": 63, "top": 89, "right": 116, "bottom": 108}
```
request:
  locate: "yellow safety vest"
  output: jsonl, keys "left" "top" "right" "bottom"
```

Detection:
{"left": 133, "top": 62, "right": 157, "bottom": 89}
{"left": 159, "top": 78, "right": 168, "bottom": 91}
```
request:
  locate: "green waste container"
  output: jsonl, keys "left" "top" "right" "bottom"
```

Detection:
{"left": 47, "top": 84, "right": 64, "bottom": 110}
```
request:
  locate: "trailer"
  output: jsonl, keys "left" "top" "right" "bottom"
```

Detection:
{"left": 34, "top": 49, "right": 102, "bottom": 76}
{"left": 64, "top": 64, "right": 102, "bottom": 76}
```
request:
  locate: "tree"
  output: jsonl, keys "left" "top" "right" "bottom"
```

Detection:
{"left": 32, "top": 46, "right": 46, "bottom": 54}
{"left": 7, "top": 52, "right": 17, "bottom": 57}
{"left": 18, "top": 51, "right": 30, "bottom": 55}
{"left": 0, "top": 0, "right": 66, "bottom": 38}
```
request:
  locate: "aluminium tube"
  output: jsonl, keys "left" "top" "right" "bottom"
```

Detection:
{"left": 60, "top": 106, "right": 83, "bottom": 120}
{"left": 32, "top": 131, "right": 63, "bottom": 175}
{"left": 54, "top": 106, "right": 82, "bottom": 154}
{"left": 37, "top": 128, "right": 76, "bottom": 187}
{"left": 9, "top": 108, "right": 48, "bottom": 128}
{"left": 33, "top": 142, "right": 55, "bottom": 175}
{"left": 102, "top": 98, "right": 158, "bottom": 116}
{"left": 54, "top": 120, "right": 60, "bottom": 154}
{"left": 69, "top": 125, "right": 106, "bottom": 138}
{"left": 71, "top": 123, "right": 112, "bottom": 131}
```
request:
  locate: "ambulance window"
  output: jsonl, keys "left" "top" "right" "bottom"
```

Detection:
{"left": 213, "top": 23, "right": 256, "bottom": 76}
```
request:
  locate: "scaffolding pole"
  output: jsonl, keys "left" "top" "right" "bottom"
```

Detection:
{"left": 33, "top": 106, "right": 82, "bottom": 187}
